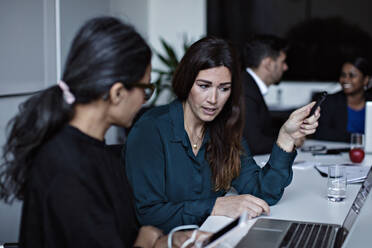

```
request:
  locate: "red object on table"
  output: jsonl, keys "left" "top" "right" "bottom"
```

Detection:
{"left": 349, "top": 148, "right": 365, "bottom": 163}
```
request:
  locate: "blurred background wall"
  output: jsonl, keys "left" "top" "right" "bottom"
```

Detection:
{"left": 208, "top": 0, "right": 372, "bottom": 108}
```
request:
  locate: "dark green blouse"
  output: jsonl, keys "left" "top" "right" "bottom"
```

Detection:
{"left": 125, "top": 100, "right": 296, "bottom": 233}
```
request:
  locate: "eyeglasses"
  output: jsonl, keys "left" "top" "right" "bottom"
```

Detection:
{"left": 128, "top": 82, "right": 156, "bottom": 101}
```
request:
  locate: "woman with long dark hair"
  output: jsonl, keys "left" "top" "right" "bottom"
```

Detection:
{"left": 0, "top": 16, "right": 189, "bottom": 247}
{"left": 125, "top": 37, "right": 320, "bottom": 233}
{"left": 314, "top": 57, "right": 372, "bottom": 142}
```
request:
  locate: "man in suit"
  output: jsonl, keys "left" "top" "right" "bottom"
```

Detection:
{"left": 242, "top": 34, "right": 290, "bottom": 155}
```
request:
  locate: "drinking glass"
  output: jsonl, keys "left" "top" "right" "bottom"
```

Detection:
{"left": 327, "top": 165, "right": 347, "bottom": 202}
{"left": 349, "top": 133, "right": 365, "bottom": 163}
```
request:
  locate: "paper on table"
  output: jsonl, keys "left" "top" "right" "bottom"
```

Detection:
{"left": 292, "top": 160, "right": 316, "bottom": 170}
{"left": 315, "top": 165, "right": 370, "bottom": 183}
{"left": 293, "top": 160, "right": 356, "bottom": 170}
{"left": 312, "top": 154, "right": 348, "bottom": 165}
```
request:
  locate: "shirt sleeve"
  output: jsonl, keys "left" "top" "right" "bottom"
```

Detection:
{"left": 125, "top": 119, "right": 216, "bottom": 233}
{"left": 232, "top": 139, "right": 296, "bottom": 205}
{"left": 45, "top": 173, "right": 125, "bottom": 248}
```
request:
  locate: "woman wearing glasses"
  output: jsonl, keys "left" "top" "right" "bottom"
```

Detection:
{"left": 0, "top": 17, "right": 191, "bottom": 248}
{"left": 125, "top": 37, "right": 320, "bottom": 233}
{"left": 314, "top": 57, "right": 372, "bottom": 142}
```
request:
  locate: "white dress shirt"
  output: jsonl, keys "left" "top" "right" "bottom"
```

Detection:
{"left": 246, "top": 68, "right": 268, "bottom": 96}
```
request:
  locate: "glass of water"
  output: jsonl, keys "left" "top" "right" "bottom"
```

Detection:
{"left": 327, "top": 165, "right": 347, "bottom": 202}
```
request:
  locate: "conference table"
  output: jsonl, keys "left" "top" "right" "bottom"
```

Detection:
{"left": 200, "top": 139, "right": 372, "bottom": 248}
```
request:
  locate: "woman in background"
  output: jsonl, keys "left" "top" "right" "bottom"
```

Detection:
{"left": 0, "top": 17, "right": 190, "bottom": 248}
{"left": 315, "top": 57, "right": 372, "bottom": 142}
{"left": 125, "top": 36, "right": 320, "bottom": 233}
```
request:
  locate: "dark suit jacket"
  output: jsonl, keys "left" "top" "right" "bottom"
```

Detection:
{"left": 242, "top": 70, "right": 277, "bottom": 155}
{"left": 314, "top": 90, "right": 372, "bottom": 142}
{"left": 366, "top": 87, "right": 372, "bottom": 99}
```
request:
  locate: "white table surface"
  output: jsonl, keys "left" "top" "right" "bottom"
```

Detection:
{"left": 201, "top": 139, "right": 372, "bottom": 247}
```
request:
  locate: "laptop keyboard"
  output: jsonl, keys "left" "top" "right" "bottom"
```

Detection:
{"left": 280, "top": 223, "right": 336, "bottom": 248}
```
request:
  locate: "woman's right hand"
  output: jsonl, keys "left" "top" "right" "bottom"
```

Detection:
{"left": 211, "top": 194, "right": 270, "bottom": 219}
{"left": 277, "top": 102, "right": 319, "bottom": 152}
{"left": 154, "top": 230, "right": 211, "bottom": 248}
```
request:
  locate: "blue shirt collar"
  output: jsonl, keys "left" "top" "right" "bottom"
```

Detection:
{"left": 169, "top": 99, "right": 210, "bottom": 148}
{"left": 169, "top": 100, "right": 185, "bottom": 143}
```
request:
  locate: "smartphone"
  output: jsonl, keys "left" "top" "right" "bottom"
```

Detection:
{"left": 309, "top": 91, "right": 327, "bottom": 117}
{"left": 326, "top": 148, "right": 350, "bottom": 154}
{"left": 200, "top": 212, "right": 248, "bottom": 248}
{"left": 312, "top": 147, "right": 350, "bottom": 155}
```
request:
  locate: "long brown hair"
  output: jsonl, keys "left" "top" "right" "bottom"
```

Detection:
{"left": 172, "top": 37, "right": 244, "bottom": 191}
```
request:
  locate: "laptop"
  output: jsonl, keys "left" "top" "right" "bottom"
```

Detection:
{"left": 236, "top": 166, "right": 372, "bottom": 248}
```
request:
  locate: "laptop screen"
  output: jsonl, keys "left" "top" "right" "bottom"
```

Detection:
{"left": 365, "top": 101, "right": 372, "bottom": 153}
{"left": 342, "top": 166, "right": 372, "bottom": 232}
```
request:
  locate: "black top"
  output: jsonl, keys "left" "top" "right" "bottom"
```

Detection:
{"left": 314, "top": 90, "right": 372, "bottom": 142}
{"left": 19, "top": 125, "right": 138, "bottom": 248}
{"left": 242, "top": 70, "right": 277, "bottom": 155}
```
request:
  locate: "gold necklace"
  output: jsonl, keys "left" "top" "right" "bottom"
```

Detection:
{"left": 183, "top": 103, "right": 204, "bottom": 150}
{"left": 185, "top": 124, "right": 203, "bottom": 150}
{"left": 191, "top": 136, "right": 200, "bottom": 149}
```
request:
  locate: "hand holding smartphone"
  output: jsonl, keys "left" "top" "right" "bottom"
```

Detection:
{"left": 309, "top": 91, "right": 327, "bottom": 117}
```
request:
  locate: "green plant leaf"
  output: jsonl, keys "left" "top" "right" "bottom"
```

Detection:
{"left": 150, "top": 36, "right": 194, "bottom": 106}
{"left": 152, "top": 68, "right": 169, "bottom": 74}
{"left": 155, "top": 50, "right": 174, "bottom": 69}
{"left": 160, "top": 38, "right": 179, "bottom": 69}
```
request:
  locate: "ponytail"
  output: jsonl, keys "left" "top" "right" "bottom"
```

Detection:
{"left": 0, "top": 85, "right": 73, "bottom": 202}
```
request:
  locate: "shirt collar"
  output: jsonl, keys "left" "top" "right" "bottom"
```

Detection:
{"left": 169, "top": 99, "right": 210, "bottom": 147}
{"left": 169, "top": 99, "right": 186, "bottom": 143}
{"left": 246, "top": 68, "right": 268, "bottom": 95}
